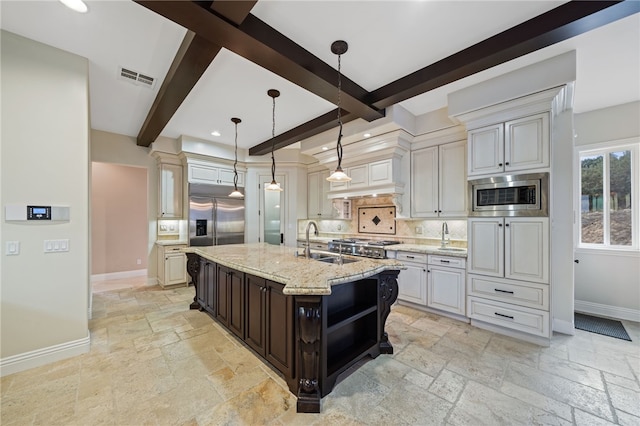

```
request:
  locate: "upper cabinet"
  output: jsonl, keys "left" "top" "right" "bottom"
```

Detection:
{"left": 468, "top": 112, "right": 549, "bottom": 177}
{"left": 410, "top": 128, "right": 468, "bottom": 218}
{"left": 188, "top": 161, "right": 245, "bottom": 187}
{"left": 159, "top": 162, "right": 183, "bottom": 219}
{"left": 307, "top": 170, "right": 333, "bottom": 219}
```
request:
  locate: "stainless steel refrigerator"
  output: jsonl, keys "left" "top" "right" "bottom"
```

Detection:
{"left": 189, "top": 183, "right": 245, "bottom": 246}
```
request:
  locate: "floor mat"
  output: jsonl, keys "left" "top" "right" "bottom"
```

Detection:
{"left": 574, "top": 313, "right": 632, "bottom": 341}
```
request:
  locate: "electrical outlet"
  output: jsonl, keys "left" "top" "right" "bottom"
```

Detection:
{"left": 136, "top": 259, "right": 142, "bottom": 265}
{"left": 337, "top": 224, "right": 342, "bottom": 231}
{"left": 415, "top": 226, "right": 423, "bottom": 234}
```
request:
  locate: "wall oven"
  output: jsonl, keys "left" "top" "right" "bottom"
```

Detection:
{"left": 468, "top": 172, "right": 549, "bottom": 217}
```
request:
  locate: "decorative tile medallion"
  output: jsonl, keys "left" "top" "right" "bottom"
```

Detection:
{"left": 358, "top": 206, "right": 396, "bottom": 235}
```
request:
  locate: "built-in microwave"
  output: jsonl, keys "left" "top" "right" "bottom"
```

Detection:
{"left": 468, "top": 173, "right": 549, "bottom": 217}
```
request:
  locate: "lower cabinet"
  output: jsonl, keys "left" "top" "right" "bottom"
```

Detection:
{"left": 427, "top": 255, "right": 466, "bottom": 316}
{"left": 245, "top": 274, "right": 293, "bottom": 377}
{"left": 396, "top": 252, "right": 428, "bottom": 305}
{"left": 198, "top": 258, "right": 216, "bottom": 314}
{"left": 217, "top": 264, "right": 244, "bottom": 339}
{"left": 157, "top": 244, "right": 187, "bottom": 287}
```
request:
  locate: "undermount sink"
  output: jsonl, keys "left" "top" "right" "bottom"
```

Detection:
{"left": 316, "top": 256, "right": 360, "bottom": 265}
{"left": 437, "top": 247, "right": 466, "bottom": 252}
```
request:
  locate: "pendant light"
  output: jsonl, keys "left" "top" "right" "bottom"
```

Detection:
{"left": 265, "top": 89, "right": 283, "bottom": 192}
{"left": 326, "top": 40, "right": 351, "bottom": 183}
{"left": 228, "top": 117, "right": 244, "bottom": 198}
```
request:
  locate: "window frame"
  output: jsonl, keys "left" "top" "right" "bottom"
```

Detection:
{"left": 575, "top": 137, "right": 639, "bottom": 251}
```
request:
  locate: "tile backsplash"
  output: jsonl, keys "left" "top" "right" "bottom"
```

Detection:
{"left": 298, "top": 195, "right": 467, "bottom": 246}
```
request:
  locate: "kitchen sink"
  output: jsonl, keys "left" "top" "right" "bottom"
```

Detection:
{"left": 437, "top": 247, "right": 466, "bottom": 252}
{"left": 316, "top": 256, "right": 360, "bottom": 264}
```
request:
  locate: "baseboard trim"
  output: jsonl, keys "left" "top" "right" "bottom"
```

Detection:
{"left": 574, "top": 300, "right": 640, "bottom": 322}
{"left": 553, "top": 318, "right": 575, "bottom": 335}
{"left": 0, "top": 332, "right": 90, "bottom": 377}
{"left": 91, "top": 269, "right": 147, "bottom": 282}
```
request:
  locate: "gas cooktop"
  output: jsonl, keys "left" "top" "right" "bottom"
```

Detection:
{"left": 328, "top": 238, "right": 401, "bottom": 258}
{"left": 331, "top": 238, "right": 401, "bottom": 246}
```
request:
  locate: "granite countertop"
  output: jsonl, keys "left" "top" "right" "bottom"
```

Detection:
{"left": 183, "top": 243, "right": 405, "bottom": 296}
{"left": 156, "top": 240, "right": 188, "bottom": 246}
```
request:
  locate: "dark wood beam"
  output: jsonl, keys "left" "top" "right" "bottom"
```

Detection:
{"left": 369, "top": 1, "right": 640, "bottom": 108}
{"left": 136, "top": 1, "right": 256, "bottom": 147}
{"left": 249, "top": 109, "right": 355, "bottom": 156}
{"left": 135, "top": 1, "right": 384, "bottom": 122}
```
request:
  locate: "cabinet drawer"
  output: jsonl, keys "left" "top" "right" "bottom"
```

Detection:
{"left": 467, "top": 275, "right": 548, "bottom": 310}
{"left": 428, "top": 255, "right": 465, "bottom": 269}
{"left": 468, "top": 296, "right": 549, "bottom": 337}
{"left": 165, "top": 245, "right": 187, "bottom": 252}
{"left": 396, "top": 252, "right": 427, "bottom": 263}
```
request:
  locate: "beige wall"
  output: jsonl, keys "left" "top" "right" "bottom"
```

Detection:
{"left": 91, "top": 129, "right": 159, "bottom": 282}
{"left": 1, "top": 31, "right": 90, "bottom": 365}
{"left": 91, "top": 163, "right": 148, "bottom": 275}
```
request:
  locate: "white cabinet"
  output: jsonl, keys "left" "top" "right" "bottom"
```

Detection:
{"left": 396, "top": 252, "right": 427, "bottom": 305}
{"left": 157, "top": 244, "right": 187, "bottom": 287}
{"left": 411, "top": 140, "right": 467, "bottom": 218}
{"left": 188, "top": 162, "right": 245, "bottom": 187}
{"left": 468, "top": 217, "right": 548, "bottom": 283}
{"left": 159, "top": 163, "right": 183, "bottom": 218}
{"left": 468, "top": 112, "right": 549, "bottom": 177}
{"left": 307, "top": 170, "right": 333, "bottom": 219}
{"left": 467, "top": 216, "right": 550, "bottom": 339}
{"left": 427, "top": 255, "right": 466, "bottom": 316}
{"left": 328, "top": 159, "right": 395, "bottom": 191}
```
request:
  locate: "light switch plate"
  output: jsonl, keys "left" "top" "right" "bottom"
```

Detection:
{"left": 6, "top": 241, "right": 20, "bottom": 255}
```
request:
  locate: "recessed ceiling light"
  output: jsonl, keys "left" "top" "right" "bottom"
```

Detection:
{"left": 322, "top": 146, "right": 329, "bottom": 151}
{"left": 363, "top": 133, "right": 371, "bottom": 138}
{"left": 211, "top": 131, "right": 221, "bottom": 137}
{"left": 59, "top": 0, "right": 88, "bottom": 13}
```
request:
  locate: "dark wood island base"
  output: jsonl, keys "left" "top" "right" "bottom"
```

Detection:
{"left": 185, "top": 252, "right": 399, "bottom": 413}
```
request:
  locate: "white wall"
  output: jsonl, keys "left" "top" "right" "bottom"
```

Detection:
{"left": 91, "top": 129, "right": 159, "bottom": 283}
{"left": 573, "top": 102, "right": 640, "bottom": 321}
{"left": 1, "top": 31, "right": 90, "bottom": 374}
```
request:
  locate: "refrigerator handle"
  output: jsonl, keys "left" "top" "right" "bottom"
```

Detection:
{"left": 280, "top": 233, "right": 284, "bottom": 244}
{"left": 213, "top": 198, "right": 218, "bottom": 245}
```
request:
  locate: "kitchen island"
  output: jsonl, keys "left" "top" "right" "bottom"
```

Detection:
{"left": 183, "top": 243, "right": 403, "bottom": 413}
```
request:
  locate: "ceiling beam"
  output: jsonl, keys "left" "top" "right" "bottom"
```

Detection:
{"left": 249, "top": 109, "right": 354, "bottom": 156}
{"left": 135, "top": 1, "right": 384, "bottom": 123}
{"left": 248, "top": 0, "right": 638, "bottom": 153}
{"left": 369, "top": 0, "right": 639, "bottom": 108}
{"left": 136, "top": 1, "right": 256, "bottom": 147}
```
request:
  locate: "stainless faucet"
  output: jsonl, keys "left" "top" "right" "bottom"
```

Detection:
{"left": 305, "top": 221, "right": 319, "bottom": 258}
{"left": 441, "top": 221, "right": 450, "bottom": 248}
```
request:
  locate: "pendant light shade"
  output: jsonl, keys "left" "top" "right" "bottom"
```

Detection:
{"left": 265, "top": 89, "right": 283, "bottom": 192}
{"left": 327, "top": 40, "right": 352, "bottom": 183}
{"left": 229, "top": 117, "right": 244, "bottom": 198}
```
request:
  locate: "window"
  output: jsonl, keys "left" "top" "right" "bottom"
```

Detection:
{"left": 578, "top": 140, "right": 639, "bottom": 249}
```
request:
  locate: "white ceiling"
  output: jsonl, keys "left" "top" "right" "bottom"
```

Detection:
{"left": 1, "top": 1, "right": 638, "bottom": 150}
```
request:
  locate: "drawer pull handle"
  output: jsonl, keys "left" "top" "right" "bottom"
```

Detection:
{"left": 406, "top": 255, "right": 415, "bottom": 259}
{"left": 440, "top": 260, "right": 450, "bottom": 263}
{"left": 494, "top": 288, "right": 514, "bottom": 294}
{"left": 494, "top": 312, "right": 514, "bottom": 320}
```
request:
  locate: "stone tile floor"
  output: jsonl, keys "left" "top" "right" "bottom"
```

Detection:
{"left": 1, "top": 281, "right": 639, "bottom": 425}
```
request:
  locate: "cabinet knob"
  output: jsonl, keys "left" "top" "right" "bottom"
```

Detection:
{"left": 498, "top": 163, "right": 503, "bottom": 167}
{"left": 505, "top": 223, "right": 510, "bottom": 227}
{"left": 574, "top": 259, "right": 580, "bottom": 264}
{"left": 434, "top": 210, "right": 438, "bottom": 213}
{"left": 505, "top": 162, "right": 510, "bottom": 166}
{"left": 498, "top": 223, "right": 503, "bottom": 227}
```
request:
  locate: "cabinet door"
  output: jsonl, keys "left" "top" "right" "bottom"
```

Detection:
{"left": 196, "top": 258, "right": 207, "bottom": 307}
{"left": 468, "top": 218, "right": 504, "bottom": 277}
{"left": 228, "top": 269, "right": 245, "bottom": 339}
{"left": 438, "top": 141, "right": 467, "bottom": 217}
{"left": 204, "top": 261, "right": 216, "bottom": 314}
{"left": 348, "top": 164, "right": 368, "bottom": 188}
{"left": 159, "top": 163, "right": 183, "bottom": 218}
{"left": 410, "top": 146, "right": 438, "bottom": 218}
{"left": 189, "top": 163, "right": 219, "bottom": 184}
{"left": 504, "top": 113, "right": 549, "bottom": 172}
{"left": 428, "top": 266, "right": 465, "bottom": 315}
{"left": 318, "top": 171, "right": 333, "bottom": 218}
{"left": 165, "top": 253, "right": 187, "bottom": 285}
{"left": 468, "top": 124, "right": 504, "bottom": 177}
{"left": 397, "top": 263, "right": 427, "bottom": 305}
{"left": 245, "top": 275, "right": 266, "bottom": 356}
{"left": 505, "top": 217, "right": 549, "bottom": 283}
{"left": 307, "top": 172, "right": 321, "bottom": 218}
{"left": 265, "top": 280, "right": 293, "bottom": 377}
{"left": 218, "top": 168, "right": 244, "bottom": 187}
{"left": 369, "top": 159, "right": 393, "bottom": 186}
{"left": 216, "top": 265, "right": 229, "bottom": 326}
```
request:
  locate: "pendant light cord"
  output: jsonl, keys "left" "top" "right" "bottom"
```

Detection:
{"left": 233, "top": 120, "right": 239, "bottom": 190}
{"left": 271, "top": 94, "right": 276, "bottom": 181}
{"left": 336, "top": 53, "right": 344, "bottom": 169}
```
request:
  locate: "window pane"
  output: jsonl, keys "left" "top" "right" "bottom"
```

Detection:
{"left": 609, "top": 150, "right": 632, "bottom": 246}
{"left": 581, "top": 154, "right": 603, "bottom": 244}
